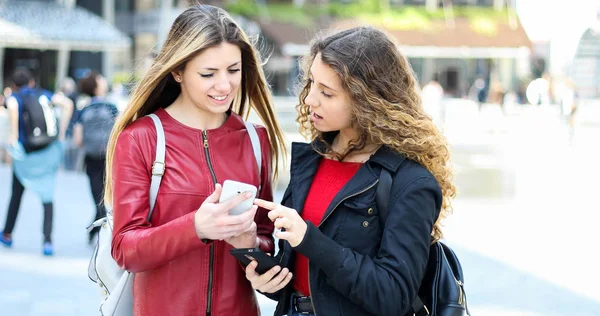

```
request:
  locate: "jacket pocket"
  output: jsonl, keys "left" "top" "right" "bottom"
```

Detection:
{"left": 337, "top": 197, "right": 381, "bottom": 256}
{"left": 343, "top": 199, "right": 378, "bottom": 217}
{"left": 342, "top": 188, "right": 378, "bottom": 216}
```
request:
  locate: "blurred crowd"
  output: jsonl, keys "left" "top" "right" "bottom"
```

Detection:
{"left": 0, "top": 68, "right": 123, "bottom": 255}
{"left": 0, "top": 71, "right": 128, "bottom": 167}
{"left": 419, "top": 72, "right": 581, "bottom": 127}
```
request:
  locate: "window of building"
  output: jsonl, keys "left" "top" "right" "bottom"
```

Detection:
{"left": 77, "top": 0, "right": 102, "bottom": 15}
{"left": 135, "top": 0, "right": 159, "bottom": 11}
{"left": 453, "top": 0, "right": 479, "bottom": 6}
{"left": 116, "top": 0, "right": 135, "bottom": 12}
{"left": 408, "top": 58, "right": 424, "bottom": 84}
{"left": 403, "top": 0, "right": 427, "bottom": 5}
{"left": 4, "top": 48, "right": 57, "bottom": 90}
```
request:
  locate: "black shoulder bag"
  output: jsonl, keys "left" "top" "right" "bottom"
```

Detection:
{"left": 376, "top": 169, "right": 470, "bottom": 316}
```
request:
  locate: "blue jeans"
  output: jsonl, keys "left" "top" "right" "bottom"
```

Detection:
{"left": 286, "top": 293, "right": 315, "bottom": 316}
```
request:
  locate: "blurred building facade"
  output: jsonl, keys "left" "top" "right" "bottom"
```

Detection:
{"left": 254, "top": 0, "right": 531, "bottom": 98}
{"left": 571, "top": 9, "right": 600, "bottom": 99}
{"left": 116, "top": 0, "right": 532, "bottom": 99}
{"left": 0, "top": 0, "right": 130, "bottom": 90}
{"left": 1, "top": 0, "right": 532, "bottom": 101}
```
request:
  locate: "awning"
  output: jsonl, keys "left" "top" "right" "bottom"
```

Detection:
{"left": 0, "top": 0, "right": 131, "bottom": 51}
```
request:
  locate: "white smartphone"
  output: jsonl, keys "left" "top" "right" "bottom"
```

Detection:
{"left": 219, "top": 180, "right": 258, "bottom": 216}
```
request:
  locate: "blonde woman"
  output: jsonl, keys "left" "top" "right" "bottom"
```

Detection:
{"left": 246, "top": 27, "right": 456, "bottom": 316}
{"left": 105, "top": 5, "right": 286, "bottom": 316}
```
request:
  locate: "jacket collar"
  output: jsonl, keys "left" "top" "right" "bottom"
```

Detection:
{"left": 291, "top": 132, "right": 406, "bottom": 174}
{"left": 288, "top": 134, "right": 406, "bottom": 222}
{"left": 156, "top": 108, "right": 247, "bottom": 135}
{"left": 369, "top": 146, "right": 406, "bottom": 173}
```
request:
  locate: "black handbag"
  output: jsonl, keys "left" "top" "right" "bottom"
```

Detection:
{"left": 376, "top": 169, "right": 470, "bottom": 316}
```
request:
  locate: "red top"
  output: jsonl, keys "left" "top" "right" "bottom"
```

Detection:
{"left": 293, "top": 158, "right": 362, "bottom": 296}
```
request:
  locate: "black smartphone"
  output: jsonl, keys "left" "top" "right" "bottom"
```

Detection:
{"left": 230, "top": 248, "right": 279, "bottom": 274}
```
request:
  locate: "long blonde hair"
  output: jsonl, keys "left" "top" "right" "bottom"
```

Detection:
{"left": 104, "top": 5, "right": 286, "bottom": 206}
{"left": 297, "top": 27, "right": 456, "bottom": 242}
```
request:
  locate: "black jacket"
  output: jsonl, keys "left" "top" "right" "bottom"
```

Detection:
{"left": 270, "top": 138, "right": 442, "bottom": 316}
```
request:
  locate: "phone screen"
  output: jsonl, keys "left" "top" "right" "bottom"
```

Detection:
{"left": 230, "top": 248, "right": 279, "bottom": 274}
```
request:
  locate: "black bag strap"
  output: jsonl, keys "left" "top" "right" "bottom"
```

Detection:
{"left": 375, "top": 168, "right": 429, "bottom": 316}
{"left": 375, "top": 168, "right": 392, "bottom": 222}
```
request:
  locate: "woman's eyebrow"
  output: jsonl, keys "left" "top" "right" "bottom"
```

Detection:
{"left": 309, "top": 72, "right": 337, "bottom": 92}
{"left": 200, "top": 61, "right": 241, "bottom": 71}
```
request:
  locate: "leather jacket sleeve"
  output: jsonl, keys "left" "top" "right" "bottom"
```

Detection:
{"left": 294, "top": 176, "right": 442, "bottom": 315}
{"left": 254, "top": 126, "right": 275, "bottom": 254}
{"left": 111, "top": 131, "right": 206, "bottom": 273}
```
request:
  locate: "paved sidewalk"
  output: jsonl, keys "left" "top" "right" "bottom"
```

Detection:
{"left": 0, "top": 164, "right": 278, "bottom": 315}
{"left": 3, "top": 163, "right": 600, "bottom": 315}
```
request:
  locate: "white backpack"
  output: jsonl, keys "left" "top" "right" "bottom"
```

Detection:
{"left": 87, "top": 114, "right": 262, "bottom": 315}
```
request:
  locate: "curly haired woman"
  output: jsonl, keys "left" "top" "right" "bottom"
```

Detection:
{"left": 245, "top": 26, "right": 456, "bottom": 316}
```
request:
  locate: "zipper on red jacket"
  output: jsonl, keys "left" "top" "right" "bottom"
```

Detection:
{"left": 203, "top": 130, "right": 217, "bottom": 315}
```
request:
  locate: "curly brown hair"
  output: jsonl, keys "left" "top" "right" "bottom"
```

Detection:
{"left": 296, "top": 26, "right": 456, "bottom": 241}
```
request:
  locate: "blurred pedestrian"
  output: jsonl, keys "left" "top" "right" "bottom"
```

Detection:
{"left": 0, "top": 87, "right": 12, "bottom": 163}
{"left": 58, "top": 77, "right": 77, "bottom": 100}
{"left": 0, "top": 67, "right": 74, "bottom": 256}
{"left": 107, "top": 81, "right": 128, "bottom": 112}
{"left": 104, "top": 5, "right": 286, "bottom": 315}
{"left": 0, "top": 93, "right": 8, "bottom": 162}
{"left": 0, "top": 87, "right": 8, "bottom": 142}
{"left": 72, "top": 71, "right": 118, "bottom": 243}
{"left": 421, "top": 75, "right": 445, "bottom": 124}
{"left": 57, "top": 77, "right": 81, "bottom": 171}
{"left": 245, "top": 27, "right": 455, "bottom": 316}
{"left": 489, "top": 79, "right": 506, "bottom": 114}
{"left": 469, "top": 77, "right": 487, "bottom": 111}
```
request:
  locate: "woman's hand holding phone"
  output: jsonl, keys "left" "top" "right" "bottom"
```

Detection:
{"left": 245, "top": 257, "right": 293, "bottom": 293}
{"left": 225, "top": 221, "right": 258, "bottom": 249}
{"left": 194, "top": 183, "right": 258, "bottom": 241}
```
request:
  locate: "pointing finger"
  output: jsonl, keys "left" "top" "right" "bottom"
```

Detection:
{"left": 267, "top": 208, "right": 285, "bottom": 221}
{"left": 254, "top": 198, "right": 277, "bottom": 210}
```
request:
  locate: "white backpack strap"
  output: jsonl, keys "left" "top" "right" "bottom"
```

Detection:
{"left": 148, "top": 114, "right": 165, "bottom": 220}
{"left": 244, "top": 121, "right": 262, "bottom": 187}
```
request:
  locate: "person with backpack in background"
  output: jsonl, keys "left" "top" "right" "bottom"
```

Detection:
{"left": 0, "top": 67, "right": 74, "bottom": 256}
{"left": 103, "top": 5, "right": 286, "bottom": 315}
{"left": 72, "top": 71, "right": 118, "bottom": 244}
{"left": 245, "top": 27, "right": 461, "bottom": 316}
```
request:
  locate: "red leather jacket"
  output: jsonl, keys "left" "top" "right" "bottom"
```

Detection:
{"left": 111, "top": 108, "right": 274, "bottom": 316}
